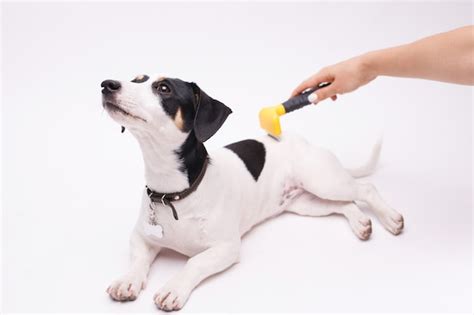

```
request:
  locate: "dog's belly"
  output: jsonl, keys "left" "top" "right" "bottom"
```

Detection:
{"left": 238, "top": 176, "right": 305, "bottom": 235}
{"left": 224, "top": 137, "right": 307, "bottom": 234}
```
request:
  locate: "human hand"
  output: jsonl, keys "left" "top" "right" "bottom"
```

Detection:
{"left": 292, "top": 54, "right": 377, "bottom": 104}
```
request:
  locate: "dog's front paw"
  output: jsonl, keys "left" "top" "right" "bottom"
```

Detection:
{"left": 154, "top": 282, "right": 191, "bottom": 311}
{"left": 107, "top": 272, "right": 147, "bottom": 302}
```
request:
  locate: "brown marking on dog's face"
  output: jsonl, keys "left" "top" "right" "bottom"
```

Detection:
{"left": 131, "top": 74, "right": 149, "bottom": 83}
{"left": 174, "top": 107, "right": 184, "bottom": 131}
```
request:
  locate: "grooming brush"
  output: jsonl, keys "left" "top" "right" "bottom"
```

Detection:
{"left": 259, "top": 82, "right": 330, "bottom": 139}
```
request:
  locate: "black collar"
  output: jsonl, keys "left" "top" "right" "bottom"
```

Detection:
{"left": 146, "top": 157, "right": 209, "bottom": 220}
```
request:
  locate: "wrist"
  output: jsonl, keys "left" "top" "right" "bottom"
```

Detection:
{"left": 360, "top": 51, "right": 380, "bottom": 80}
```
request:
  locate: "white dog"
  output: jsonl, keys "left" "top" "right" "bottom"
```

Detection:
{"left": 102, "top": 74, "right": 404, "bottom": 311}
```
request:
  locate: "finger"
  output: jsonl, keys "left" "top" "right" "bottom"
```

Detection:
{"left": 308, "top": 84, "right": 338, "bottom": 104}
{"left": 291, "top": 71, "right": 333, "bottom": 97}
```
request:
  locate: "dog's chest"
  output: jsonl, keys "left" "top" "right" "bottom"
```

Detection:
{"left": 139, "top": 204, "right": 209, "bottom": 256}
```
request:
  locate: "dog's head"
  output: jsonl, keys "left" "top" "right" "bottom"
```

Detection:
{"left": 101, "top": 75, "right": 232, "bottom": 142}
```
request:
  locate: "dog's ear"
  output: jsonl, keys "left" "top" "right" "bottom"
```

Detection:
{"left": 190, "top": 83, "right": 232, "bottom": 143}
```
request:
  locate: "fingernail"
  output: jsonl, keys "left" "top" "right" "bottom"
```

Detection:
{"left": 308, "top": 93, "right": 318, "bottom": 104}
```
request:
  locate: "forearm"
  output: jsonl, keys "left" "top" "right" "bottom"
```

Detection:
{"left": 365, "top": 26, "right": 474, "bottom": 85}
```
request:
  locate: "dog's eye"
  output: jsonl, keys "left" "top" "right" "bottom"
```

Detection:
{"left": 156, "top": 82, "right": 171, "bottom": 94}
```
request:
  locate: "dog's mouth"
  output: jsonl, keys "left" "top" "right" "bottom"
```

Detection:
{"left": 104, "top": 101, "right": 147, "bottom": 122}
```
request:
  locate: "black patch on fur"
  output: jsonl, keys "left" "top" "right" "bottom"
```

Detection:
{"left": 131, "top": 75, "right": 149, "bottom": 83}
{"left": 175, "top": 131, "right": 209, "bottom": 185}
{"left": 225, "top": 140, "right": 266, "bottom": 181}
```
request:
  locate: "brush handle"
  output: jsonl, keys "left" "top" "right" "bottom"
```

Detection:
{"left": 282, "top": 82, "right": 331, "bottom": 113}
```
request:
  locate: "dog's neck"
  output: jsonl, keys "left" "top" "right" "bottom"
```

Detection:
{"left": 133, "top": 129, "right": 208, "bottom": 193}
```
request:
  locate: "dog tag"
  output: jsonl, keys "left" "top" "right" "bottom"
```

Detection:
{"left": 143, "top": 222, "right": 164, "bottom": 239}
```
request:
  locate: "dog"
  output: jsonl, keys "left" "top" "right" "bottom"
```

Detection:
{"left": 101, "top": 74, "right": 404, "bottom": 311}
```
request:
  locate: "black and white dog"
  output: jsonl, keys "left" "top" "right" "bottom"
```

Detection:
{"left": 102, "top": 75, "right": 404, "bottom": 311}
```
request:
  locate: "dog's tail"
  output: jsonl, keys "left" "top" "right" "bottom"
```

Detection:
{"left": 346, "top": 138, "right": 382, "bottom": 178}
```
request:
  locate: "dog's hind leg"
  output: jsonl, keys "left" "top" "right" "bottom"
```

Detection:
{"left": 286, "top": 193, "right": 372, "bottom": 240}
{"left": 293, "top": 147, "right": 404, "bottom": 235}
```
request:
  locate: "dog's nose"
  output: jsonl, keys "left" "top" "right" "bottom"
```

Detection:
{"left": 101, "top": 80, "right": 121, "bottom": 94}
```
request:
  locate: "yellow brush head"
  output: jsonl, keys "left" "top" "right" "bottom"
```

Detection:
{"left": 258, "top": 104, "right": 286, "bottom": 138}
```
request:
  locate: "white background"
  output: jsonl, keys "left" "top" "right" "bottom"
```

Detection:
{"left": 2, "top": 1, "right": 472, "bottom": 313}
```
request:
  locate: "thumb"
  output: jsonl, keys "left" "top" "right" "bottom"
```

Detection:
{"left": 308, "top": 84, "right": 338, "bottom": 104}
